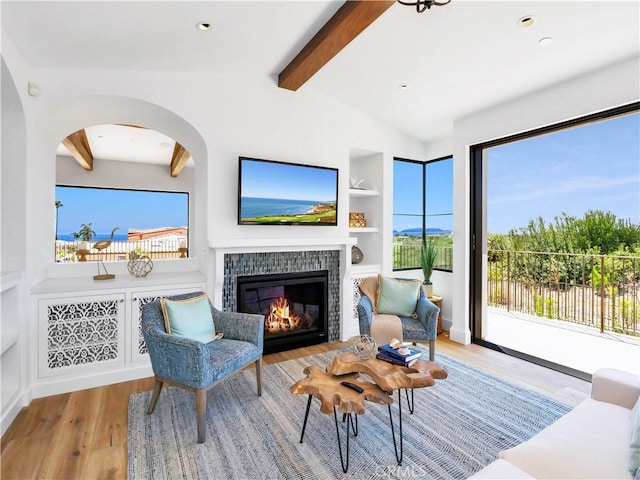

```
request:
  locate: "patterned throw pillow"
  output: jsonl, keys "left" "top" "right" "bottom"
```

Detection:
{"left": 376, "top": 275, "right": 421, "bottom": 317}
{"left": 161, "top": 294, "right": 216, "bottom": 344}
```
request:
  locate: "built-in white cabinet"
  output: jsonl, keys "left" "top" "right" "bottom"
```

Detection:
{"left": 32, "top": 272, "right": 205, "bottom": 396}
{"left": 38, "top": 293, "right": 126, "bottom": 378}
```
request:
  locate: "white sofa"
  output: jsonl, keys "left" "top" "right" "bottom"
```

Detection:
{"left": 470, "top": 368, "right": 640, "bottom": 479}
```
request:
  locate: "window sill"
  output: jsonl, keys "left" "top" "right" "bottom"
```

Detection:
{"left": 32, "top": 269, "right": 205, "bottom": 295}
{"left": 35, "top": 258, "right": 204, "bottom": 294}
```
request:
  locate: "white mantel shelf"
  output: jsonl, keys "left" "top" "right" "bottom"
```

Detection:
{"left": 31, "top": 271, "right": 206, "bottom": 295}
{"left": 209, "top": 237, "right": 356, "bottom": 252}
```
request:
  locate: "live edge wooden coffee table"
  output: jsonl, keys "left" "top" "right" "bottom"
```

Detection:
{"left": 290, "top": 352, "right": 447, "bottom": 473}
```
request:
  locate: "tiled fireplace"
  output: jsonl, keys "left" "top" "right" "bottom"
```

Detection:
{"left": 220, "top": 249, "right": 341, "bottom": 353}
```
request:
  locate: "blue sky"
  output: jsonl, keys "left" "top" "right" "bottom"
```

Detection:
{"left": 55, "top": 187, "right": 188, "bottom": 236}
{"left": 393, "top": 158, "right": 453, "bottom": 232}
{"left": 241, "top": 159, "right": 338, "bottom": 202}
{"left": 487, "top": 112, "right": 639, "bottom": 234}
{"left": 393, "top": 112, "right": 638, "bottom": 235}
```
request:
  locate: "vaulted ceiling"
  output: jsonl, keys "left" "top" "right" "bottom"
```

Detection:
{"left": 4, "top": 1, "right": 639, "bottom": 160}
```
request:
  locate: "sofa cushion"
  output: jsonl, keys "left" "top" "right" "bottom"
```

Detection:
{"left": 161, "top": 294, "right": 217, "bottom": 344}
{"left": 500, "top": 398, "right": 632, "bottom": 479}
{"left": 468, "top": 459, "right": 534, "bottom": 479}
{"left": 631, "top": 396, "right": 640, "bottom": 476}
{"left": 376, "top": 275, "right": 421, "bottom": 317}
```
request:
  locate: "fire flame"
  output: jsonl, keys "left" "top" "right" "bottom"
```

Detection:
{"left": 265, "top": 298, "right": 303, "bottom": 334}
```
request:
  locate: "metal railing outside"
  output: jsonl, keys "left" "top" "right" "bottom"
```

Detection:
{"left": 393, "top": 244, "right": 453, "bottom": 271}
{"left": 487, "top": 249, "right": 640, "bottom": 337}
{"left": 55, "top": 239, "right": 187, "bottom": 262}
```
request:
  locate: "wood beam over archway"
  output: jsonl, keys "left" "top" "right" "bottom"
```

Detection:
{"left": 278, "top": 0, "right": 394, "bottom": 91}
{"left": 62, "top": 129, "right": 93, "bottom": 170}
{"left": 170, "top": 142, "right": 190, "bottom": 177}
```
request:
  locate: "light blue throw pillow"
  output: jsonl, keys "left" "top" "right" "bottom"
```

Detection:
{"left": 161, "top": 294, "right": 216, "bottom": 344}
{"left": 376, "top": 275, "right": 421, "bottom": 317}
{"left": 631, "top": 396, "right": 640, "bottom": 476}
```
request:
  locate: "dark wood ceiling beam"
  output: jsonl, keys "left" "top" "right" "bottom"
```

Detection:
{"left": 170, "top": 142, "right": 190, "bottom": 177}
{"left": 62, "top": 129, "right": 93, "bottom": 170}
{"left": 278, "top": 0, "right": 395, "bottom": 91}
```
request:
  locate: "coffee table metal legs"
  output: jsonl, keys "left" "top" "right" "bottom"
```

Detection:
{"left": 334, "top": 407, "right": 357, "bottom": 473}
{"left": 388, "top": 389, "right": 404, "bottom": 465}
{"left": 298, "top": 392, "right": 409, "bottom": 469}
{"left": 404, "top": 388, "right": 415, "bottom": 414}
{"left": 299, "top": 394, "right": 314, "bottom": 443}
{"left": 342, "top": 412, "right": 358, "bottom": 435}
{"left": 298, "top": 395, "right": 358, "bottom": 473}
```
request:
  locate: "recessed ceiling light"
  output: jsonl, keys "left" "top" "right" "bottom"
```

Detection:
{"left": 518, "top": 16, "right": 535, "bottom": 27}
{"left": 196, "top": 21, "right": 211, "bottom": 31}
{"left": 399, "top": 84, "right": 409, "bottom": 91}
{"left": 539, "top": 37, "right": 553, "bottom": 46}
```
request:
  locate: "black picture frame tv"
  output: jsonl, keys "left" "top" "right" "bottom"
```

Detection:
{"left": 238, "top": 157, "right": 338, "bottom": 226}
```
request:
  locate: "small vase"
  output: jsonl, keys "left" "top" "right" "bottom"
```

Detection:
{"left": 351, "top": 246, "right": 364, "bottom": 264}
{"left": 422, "top": 282, "right": 433, "bottom": 297}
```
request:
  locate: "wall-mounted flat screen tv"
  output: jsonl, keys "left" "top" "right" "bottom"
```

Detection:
{"left": 238, "top": 157, "right": 338, "bottom": 225}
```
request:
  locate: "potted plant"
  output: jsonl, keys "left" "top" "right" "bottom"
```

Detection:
{"left": 73, "top": 223, "right": 96, "bottom": 251}
{"left": 420, "top": 236, "right": 437, "bottom": 297}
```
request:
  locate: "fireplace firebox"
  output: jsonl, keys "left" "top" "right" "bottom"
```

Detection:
{"left": 237, "top": 270, "right": 328, "bottom": 354}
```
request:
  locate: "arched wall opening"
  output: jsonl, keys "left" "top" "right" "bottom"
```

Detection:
{"left": 28, "top": 95, "right": 208, "bottom": 279}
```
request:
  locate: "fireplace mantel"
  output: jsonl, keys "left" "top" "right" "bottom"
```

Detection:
{"left": 209, "top": 237, "right": 356, "bottom": 253}
{"left": 208, "top": 237, "right": 359, "bottom": 341}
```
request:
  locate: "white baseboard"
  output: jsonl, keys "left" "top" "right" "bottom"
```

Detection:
{"left": 1, "top": 392, "right": 28, "bottom": 437}
{"left": 30, "top": 364, "right": 154, "bottom": 399}
{"left": 449, "top": 325, "right": 471, "bottom": 345}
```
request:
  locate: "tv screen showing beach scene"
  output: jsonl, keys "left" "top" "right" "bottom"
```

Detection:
{"left": 238, "top": 157, "right": 338, "bottom": 225}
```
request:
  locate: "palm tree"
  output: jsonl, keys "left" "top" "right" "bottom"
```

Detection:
{"left": 72, "top": 223, "right": 96, "bottom": 242}
{"left": 55, "top": 201, "right": 63, "bottom": 240}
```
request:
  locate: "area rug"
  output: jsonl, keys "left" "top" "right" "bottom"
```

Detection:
{"left": 127, "top": 349, "right": 572, "bottom": 479}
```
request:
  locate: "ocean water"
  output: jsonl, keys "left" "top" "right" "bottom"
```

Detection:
{"left": 240, "top": 197, "right": 320, "bottom": 219}
{"left": 57, "top": 234, "right": 129, "bottom": 242}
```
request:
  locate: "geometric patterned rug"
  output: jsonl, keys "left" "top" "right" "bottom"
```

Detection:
{"left": 128, "top": 349, "right": 572, "bottom": 479}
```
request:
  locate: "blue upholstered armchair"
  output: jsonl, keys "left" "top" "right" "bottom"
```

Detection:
{"left": 357, "top": 276, "right": 439, "bottom": 361}
{"left": 141, "top": 292, "right": 264, "bottom": 443}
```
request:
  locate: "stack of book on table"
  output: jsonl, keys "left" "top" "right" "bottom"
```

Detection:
{"left": 376, "top": 342, "right": 422, "bottom": 367}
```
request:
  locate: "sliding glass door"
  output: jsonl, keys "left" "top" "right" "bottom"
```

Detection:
{"left": 471, "top": 104, "right": 640, "bottom": 378}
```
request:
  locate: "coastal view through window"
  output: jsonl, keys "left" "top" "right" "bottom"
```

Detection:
{"left": 479, "top": 109, "right": 640, "bottom": 375}
{"left": 393, "top": 156, "right": 453, "bottom": 271}
{"left": 54, "top": 186, "right": 189, "bottom": 263}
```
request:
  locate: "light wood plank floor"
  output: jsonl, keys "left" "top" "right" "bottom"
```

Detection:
{"left": 1, "top": 335, "right": 590, "bottom": 479}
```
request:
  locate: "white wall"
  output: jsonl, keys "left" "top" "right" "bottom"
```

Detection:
{"left": 449, "top": 56, "right": 640, "bottom": 345}
{"left": 1, "top": 58, "right": 27, "bottom": 272}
